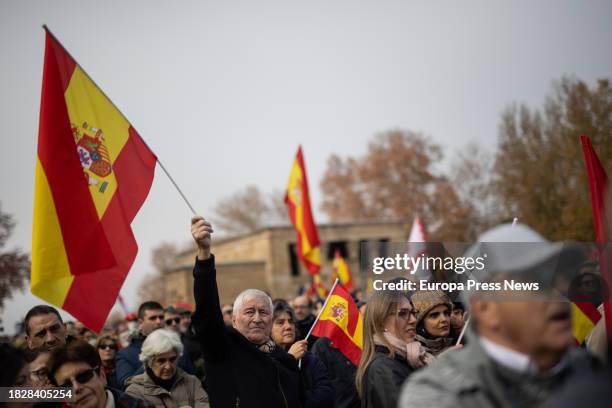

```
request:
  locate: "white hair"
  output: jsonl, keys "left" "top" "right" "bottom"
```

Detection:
{"left": 233, "top": 289, "right": 273, "bottom": 318}
{"left": 139, "top": 329, "right": 183, "bottom": 365}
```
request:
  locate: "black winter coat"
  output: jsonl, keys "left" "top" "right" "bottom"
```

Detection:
{"left": 301, "top": 351, "right": 334, "bottom": 408}
{"left": 311, "top": 337, "right": 360, "bottom": 408}
{"left": 361, "top": 345, "right": 414, "bottom": 408}
{"left": 192, "top": 255, "right": 302, "bottom": 408}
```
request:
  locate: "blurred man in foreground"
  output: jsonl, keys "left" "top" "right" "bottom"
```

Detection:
{"left": 399, "top": 223, "right": 601, "bottom": 408}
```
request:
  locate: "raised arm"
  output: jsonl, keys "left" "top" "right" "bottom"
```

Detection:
{"left": 190, "top": 216, "right": 228, "bottom": 360}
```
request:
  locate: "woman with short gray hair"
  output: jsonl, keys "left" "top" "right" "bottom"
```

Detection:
{"left": 125, "top": 329, "right": 209, "bottom": 408}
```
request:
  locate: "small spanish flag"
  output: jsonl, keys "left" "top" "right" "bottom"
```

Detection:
{"left": 312, "top": 273, "right": 328, "bottom": 299}
{"left": 284, "top": 146, "right": 321, "bottom": 274}
{"left": 32, "top": 28, "right": 157, "bottom": 332}
{"left": 311, "top": 281, "right": 363, "bottom": 366}
{"left": 571, "top": 301, "right": 601, "bottom": 345}
{"left": 332, "top": 249, "right": 354, "bottom": 292}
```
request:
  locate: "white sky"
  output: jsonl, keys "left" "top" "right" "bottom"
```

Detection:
{"left": 1, "top": 0, "right": 611, "bottom": 334}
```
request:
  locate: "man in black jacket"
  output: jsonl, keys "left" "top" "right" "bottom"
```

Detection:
{"left": 311, "top": 337, "right": 360, "bottom": 408}
{"left": 191, "top": 216, "right": 302, "bottom": 408}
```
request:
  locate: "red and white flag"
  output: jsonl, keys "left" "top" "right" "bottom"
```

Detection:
{"left": 407, "top": 216, "right": 430, "bottom": 280}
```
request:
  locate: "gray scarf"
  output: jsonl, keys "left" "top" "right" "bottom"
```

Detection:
{"left": 416, "top": 334, "right": 454, "bottom": 356}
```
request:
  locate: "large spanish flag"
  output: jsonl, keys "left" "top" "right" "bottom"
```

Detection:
{"left": 32, "top": 28, "right": 157, "bottom": 332}
{"left": 311, "top": 281, "right": 363, "bottom": 366}
{"left": 285, "top": 146, "right": 321, "bottom": 274}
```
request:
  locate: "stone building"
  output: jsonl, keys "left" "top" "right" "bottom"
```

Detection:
{"left": 163, "top": 220, "right": 411, "bottom": 306}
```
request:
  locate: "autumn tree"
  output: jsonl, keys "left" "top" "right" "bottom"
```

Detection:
{"left": 492, "top": 77, "right": 612, "bottom": 241}
{"left": 320, "top": 130, "right": 477, "bottom": 241}
{"left": 212, "top": 185, "right": 288, "bottom": 236}
{"left": 450, "top": 143, "right": 500, "bottom": 235}
{"left": 0, "top": 204, "right": 30, "bottom": 310}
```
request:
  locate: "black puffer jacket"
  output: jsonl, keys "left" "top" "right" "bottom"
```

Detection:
{"left": 192, "top": 255, "right": 303, "bottom": 408}
{"left": 361, "top": 345, "right": 414, "bottom": 408}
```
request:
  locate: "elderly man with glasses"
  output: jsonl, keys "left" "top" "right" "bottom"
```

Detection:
{"left": 48, "top": 340, "right": 152, "bottom": 408}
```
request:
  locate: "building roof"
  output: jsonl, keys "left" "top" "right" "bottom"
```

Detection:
{"left": 177, "top": 219, "right": 409, "bottom": 257}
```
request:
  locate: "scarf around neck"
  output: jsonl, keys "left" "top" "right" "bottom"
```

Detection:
{"left": 416, "top": 334, "right": 454, "bottom": 356}
{"left": 145, "top": 365, "right": 176, "bottom": 392}
{"left": 374, "top": 332, "right": 435, "bottom": 369}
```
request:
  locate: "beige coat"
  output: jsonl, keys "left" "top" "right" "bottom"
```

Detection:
{"left": 125, "top": 368, "right": 209, "bottom": 408}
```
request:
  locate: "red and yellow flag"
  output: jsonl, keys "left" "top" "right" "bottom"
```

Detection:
{"left": 285, "top": 146, "right": 321, "bottom": 274}
{"left": 32, "top": 29, "right": 157, "bottom": 332}
{"left": 307, "top": 273, "right": 328, "bottom": 300}
{"left": 311, "top": 282, "right": 363, "bottom": 366}
{"left": 332, "top": 249, "right": 354, "bottom": 292}
{"left": 580, "top": 135, "right": 612, "bottom": 336}
{"left": 572, "top": 301, "right": 601, "bottom": 345}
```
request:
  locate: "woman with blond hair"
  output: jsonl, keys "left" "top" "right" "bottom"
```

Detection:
{"left": 355, "top": 290, "right": 432, "bottom": 408}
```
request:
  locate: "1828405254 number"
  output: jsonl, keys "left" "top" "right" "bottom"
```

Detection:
{"left": 1, "top": 387, "right": 74, "bottom": 402}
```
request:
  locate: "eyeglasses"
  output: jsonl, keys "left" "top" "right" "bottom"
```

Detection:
{"left": 30, "top": 368, "right": 49, "bottom": 380}
{"left": 222, "top": 309, "right": 233, "bottom": 315}
{"left": 99, "top": 344, "right": 117, "bottom": 351}
{"left": 165, "top": 317, "right": 180, "bottom": 325}
{"left": 58, "top": 366, "right": 99, "bottom": 388}
{"left": 397, "top": 308, "right": 418, "bottom": 320}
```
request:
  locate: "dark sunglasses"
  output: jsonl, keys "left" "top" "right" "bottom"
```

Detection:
{"left": 99, "top": 344, "right": 117, "bottom": 351}
{"left": 165, "top": 317, "right": 181, "bottom": 325}
{"left": 58, "top": 366, "right": 99, "bottom": 388}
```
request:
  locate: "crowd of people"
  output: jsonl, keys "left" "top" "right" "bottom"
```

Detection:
{"left": 1, "top": 215, "right": 611, "bottom": 408}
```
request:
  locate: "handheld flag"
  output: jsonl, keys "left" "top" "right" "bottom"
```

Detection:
{"left": 580, "top": 135, "right": 611, "bottom": 336}
{"left": 285, "top": 146, "right": 321, "bottom": 274}
{"left": 581, "top": 135, "right": 609, "bottom": 243}
{"left": 32, "top": 28, "right": 157, "bottom": 332}
{"left": 309, "top": 280, "right": 363, "bottom": 366}
{"left": 308, "top": 273, "right": 328, "bottom": 300}
{"left": 332, "top": 249, "right": 354, "bottom": 292}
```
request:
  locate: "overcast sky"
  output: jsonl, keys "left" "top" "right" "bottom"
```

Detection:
{"left": 1, "top": 0, "right": 611, "bottom": 334}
